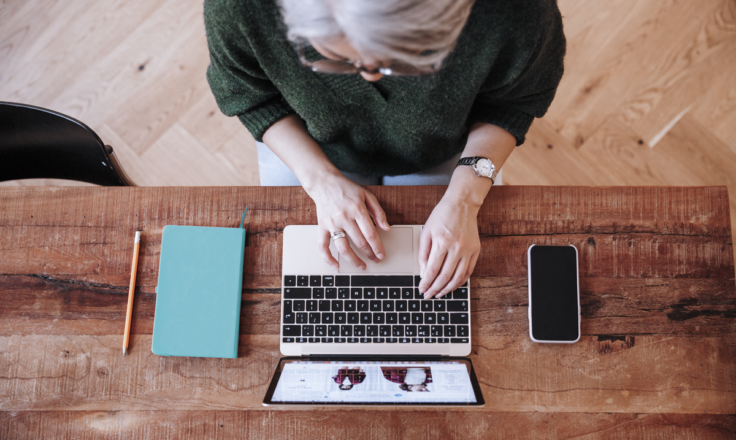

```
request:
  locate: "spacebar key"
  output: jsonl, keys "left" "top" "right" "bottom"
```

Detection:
{"left": 283, "top": 288, "right": 311, "bottom": 298}
{"left": 351, "top": 276, "right": 413, "bottom": 287}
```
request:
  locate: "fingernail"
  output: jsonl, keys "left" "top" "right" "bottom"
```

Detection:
{"left": 376, "top": 253, "right": 384, "bottom": 260}
{"left": 424, "top": 293, "right": 431, "bottom": 299}
{"left": 361, "top": 265, "right": 366, "bottom": 271}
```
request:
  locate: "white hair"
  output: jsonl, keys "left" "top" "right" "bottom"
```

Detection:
{"left": 279, "top": 0, "right": 475, "bottom": 69}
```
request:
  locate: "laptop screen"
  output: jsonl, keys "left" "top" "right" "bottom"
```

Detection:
{"left": 263, "top": 357, "right": 484, "bottom": 406}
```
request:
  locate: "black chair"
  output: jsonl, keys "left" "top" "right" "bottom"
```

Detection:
{"left": 0, "top": 101, "right": 135, "bottom": 186}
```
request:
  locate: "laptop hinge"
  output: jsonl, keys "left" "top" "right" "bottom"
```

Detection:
{"left": 306, "top": 354, "right": 444, "bottom": 359}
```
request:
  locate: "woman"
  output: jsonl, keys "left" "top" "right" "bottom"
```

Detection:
{"left": 332, "top": 366, "right": 366, "bottom": 391}
{"left": 205, "top": 0, "right": 565, "bottom": 298}
{"left": 381, "top": 366, "right": 433, "bottom": 392}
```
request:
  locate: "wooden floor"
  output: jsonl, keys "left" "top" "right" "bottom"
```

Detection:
{"left": 2, "top": 0, "right": 736, "bottom": 233}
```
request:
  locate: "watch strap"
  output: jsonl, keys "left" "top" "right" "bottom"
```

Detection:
{"left": 456, "top": 157, "right": 480, "bottom": 167}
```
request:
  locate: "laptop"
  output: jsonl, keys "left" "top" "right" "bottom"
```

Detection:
{"left": 264, "top": 225, "right": 482, "bottom": 406}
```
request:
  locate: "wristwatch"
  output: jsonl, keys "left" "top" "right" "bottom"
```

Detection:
{"left": 456, "top": 156, "right": 498, "bottom": 184}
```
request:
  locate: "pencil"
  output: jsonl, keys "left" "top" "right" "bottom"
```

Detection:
{"left": 123, "top": 231, "right": 141, "bottom": 356}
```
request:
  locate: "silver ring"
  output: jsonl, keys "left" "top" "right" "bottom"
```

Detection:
{"left": 331, "top": 231, "right": 347, "bottom": 240}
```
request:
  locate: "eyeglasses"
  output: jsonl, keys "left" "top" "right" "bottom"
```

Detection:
{"left": 296, "top": 40, "right": 438, "bottom": 77}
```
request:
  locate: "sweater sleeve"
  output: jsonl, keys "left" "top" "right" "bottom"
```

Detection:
{"left": 204, "top": 0, "right": 295, "bottom": 142}
{"left": 467, "top": 1, "right": 566, "bottom": 146}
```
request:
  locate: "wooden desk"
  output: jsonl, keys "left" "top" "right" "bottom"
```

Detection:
{"left": 1, "top": 186, "right": 734, "bottom": 438}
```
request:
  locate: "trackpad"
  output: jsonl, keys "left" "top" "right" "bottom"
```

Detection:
{"left": 338, "top": 227, "right": 413, "bottom": 273}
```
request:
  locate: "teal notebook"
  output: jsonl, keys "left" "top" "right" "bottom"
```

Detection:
{"left": 152, "top": 224, "right": 245, "bottom": 358}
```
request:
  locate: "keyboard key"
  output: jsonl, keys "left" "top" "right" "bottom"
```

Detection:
{"left": 283, "top": 325, "right": 301, "bottom": 336}
{"left": 421, "top": 301, "right": 432, "bottom": 311}
{"left": 296, "top": 337, "right": 308, "bottom": 343}
{"left": 328, "top": 325, "right": 340, "bottom": 337}
{"left": 389, "top": 288, "right": 401, "bottom": 299}
{"left": 351, "top": 275, "right": 413, "bottom": 287}
{"left": 284, "top": 275, "right": 296, "bottom": 286}
{"left": 310, "top": 275, "right": 321, "bottom": 286}
{"left": 424, "top": 313, "right": 436, "bottom": 324}
{"left": 412, "top": 338, "right": 423, "bottom": 343}
{"left": 335, "top": 337, "right": 347, "bottom": 343}
{"left": 373, "top": 313, "right": 385, "bottom": 324}
{"left": 348, "top": 313, "right": 359, "bottom": 324}
{"left": 438, "top": 313, "right": 449, "bottom": 324}
{"left": 293, "top": 300, "right": 305, "bottom": 311}
{"left": 377, "top": 288, "right": 388, "bottom": 299}
{"left": 433, "top": 301, "right": 446, "bottom": 312}
{"left": 302, "top": 325, "right": 314, "bottom": 336}
{"left": 315, "top": 325, "right": 326, "bottom": 337}
{"left": 453, "top": 288, "right": 469, "bottom": 299}
{"left": 451, "top": 313, "right": 469, "bottom": 324}
{"left": 308, "top": 337, "right": 320, "bottom": 343}
{"left": 348, "top": 337, "right": 359, "bottom": 343}
{"left": 351, "top": 288, "right": 363, "bottom": 299}
{"left": 458, "top": 326, "right": 469, "bottom": 337}
{"left": 399, "top": 313, "right": 410, "bottom": 324}
{"left": 322, "top": 337, "right": 334, "bottom": 343}
{"left": 380, "top": 325, "right": 391, "bottom": 336}
{"left": 443, "top": 292, "right": 453, "bottom": 299}
{"left": 336, "top": 276, "right": 350, "bottom": 286}
{"left": 444, "top": 326, "right": 456, "bottom": 337}
{"left": 382, "top": 300, "right": 394, "bottom": 312}
{"left": 386, "top": 338, "right": 398, "bottom": 343}
{"left": 322, "top": 275, "right": 334, "bottom": 286}
{"left": 307, "top": 300, "right": 317, "bottom": 312}
{"left": 414, "top": 275, "right": 421, "bottom": 286}
{"left": 284, "top": 288, "right": 311, "bottom": 299}
{"left": 451, "top": 338, "right": 470, "bottom": 344}
{"left": 360, "top": 313, "right": 372, "bottom": 324}
{"left": 341, "top": 325, "right": 352, "bottom": 337}
{"left": 313, "top": 288, "right": 324, "bottom": 299}
{"left": 335, "top": 313, "right": 346, "bottom": 324}
{"left": 367, "top": 325, "right": 378, "bottom": 337}
{"left": 331, "top": 300, "right": 343, "bottom": 312}
{"left": 309, "top": 312, "right": 320, "bottom": 324}
{"left": 370, "top": 300, "right": 381, "bottom": 312}
{"left": 426, "top": 337, "right": 436, "bottom": 343}
{"left": 402, "top": 288, "right": 413, "bottom": 299}
{"left": 364, "top": 288, "right": 376, "bottom": 299}
{"left": 345, "top": 300, "right": 356, "bottom": 312}
{"left": 358, "top": 300, "right": 369, "bottom": 311}
{"left": 396, "top": 300, "right": 407, "bottom": 312}
{"left": 392, "top": 326, "right": 404, "bottom": 337}
{"left": 318, "top": 300, "right": 330, "bottom": 312}
{"left": 418, "top": 325, "right": 429, "bottom": 337}
{"left": 414, "top": 288, "right": 424, "bottom": 299}
{"left": 405, "top": 325, "right": 417, "bottom": 336}
{"left": 283, "top": 337, "right": 295, "bottom": 343}
{"left": 297, "top": 276, "right": 309, "bottom": 286}
{"left": 321, "top": 313, "right": 333, "bottom": 324}
{"left": 399, "top": 337, "right": 410, "bottom": 343}
{"left": 431, "top": 325, "right": 442, "bottom": 336}
{"left": 373, "top": 337, "right": 385, "bottom": 343}
{"left": 283, "top": 300, "right": 294, "bottom": 324}
{"left": 411, "top": 313, "right": 423, "bottom": 324}
{"left": 447, "top": 301, "right": 469, "bottom": 312}
{"left": 438, "top": 338, "right": 450, "bottom": 343}
{"left": 296, "top": 313, "right": 307, "bottom": 324}
{"left": 326, "top": 288, "right": 337, "bottom": 299}
{"left": 386, "top": 313, "right": 398, "bottom": 324}
{"left": 360, "top": 338, "right": 372, "bottom": 343}
{"left": 338, "top": 288, "right": 350, "bottom": 299}
{"left": 409, "top": 300, "right": 420, "bottom": 311}
{"left": 354, "top": 325, "right": 365, "bottom": 336}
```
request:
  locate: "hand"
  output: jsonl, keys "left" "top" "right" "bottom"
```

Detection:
{"left": 307, "top": 172, "right": 391, "bottom": 270}
{"left": 417, "top": 197, "right": 481, "bottom": 298}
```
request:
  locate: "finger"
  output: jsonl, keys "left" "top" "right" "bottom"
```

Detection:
{"left": 332, "top": 230, "right": 366, "bottom": 270}
{"left": 344, "top": 219, "right": 378, "bottom": 262}
{"left": 355, "top": 211, "right": 385, "bottom": 260}
{"left": 464, "top": 252, "right": 479, "bottom": 282}
{"left": 417, "top": 228, "right": 431, "bottom": 280}
{"left": 419, "top": 240, "right": 447, "bottom": 295}
{"left": 424, "top": 249, "right": 459, "bottom": 299}
{"left": 318, "top": 228, "right": 339, "bottom": 269}
{"left": 437, "top": 257, "right": 470, "bottom": 298}
{"left": 365, "top": 192, "right": 390, "bottom": 231}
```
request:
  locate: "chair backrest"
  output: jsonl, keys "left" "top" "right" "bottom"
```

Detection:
{"left": 0, "top": 101, "right": 135, "bottom": 186}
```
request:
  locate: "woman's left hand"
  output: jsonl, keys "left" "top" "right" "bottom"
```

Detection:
{"left": 417, "top": 197, "right": 481, "bottom": 298}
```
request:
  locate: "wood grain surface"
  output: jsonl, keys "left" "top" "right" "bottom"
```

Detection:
{"left": 0, "top": 186, "right": 734, "bottom": 438}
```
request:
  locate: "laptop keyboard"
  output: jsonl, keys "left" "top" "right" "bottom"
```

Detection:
{"left": 281, "top": 275, "right": 470, "bottom": 344}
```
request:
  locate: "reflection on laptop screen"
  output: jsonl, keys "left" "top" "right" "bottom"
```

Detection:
{"left": 270, "top": 360, "right": 478, "bottom": 404}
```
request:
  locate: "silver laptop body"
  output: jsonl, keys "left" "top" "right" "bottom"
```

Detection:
{"left": 280, "top": 225, "right": 471, "bottom": 356}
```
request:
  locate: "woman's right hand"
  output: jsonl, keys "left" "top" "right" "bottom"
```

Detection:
{"left": 306, "top": 171, "right": 391, "bottom": 270}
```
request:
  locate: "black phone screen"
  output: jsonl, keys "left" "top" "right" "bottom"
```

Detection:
{"left": 529, "top": 245, "right": 580, "bottom": 342}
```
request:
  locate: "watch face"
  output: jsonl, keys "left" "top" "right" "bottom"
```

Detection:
{"left": 474, "top": 158, "right": 495, "bottom": 177}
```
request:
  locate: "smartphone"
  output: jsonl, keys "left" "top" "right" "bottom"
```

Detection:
{"left": 527, "top": 244, "right": 580, "bottom": 343}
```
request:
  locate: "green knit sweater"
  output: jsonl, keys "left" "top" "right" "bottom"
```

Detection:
{"left": 205, "top": 0, "right": 565, "bottom": 176}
